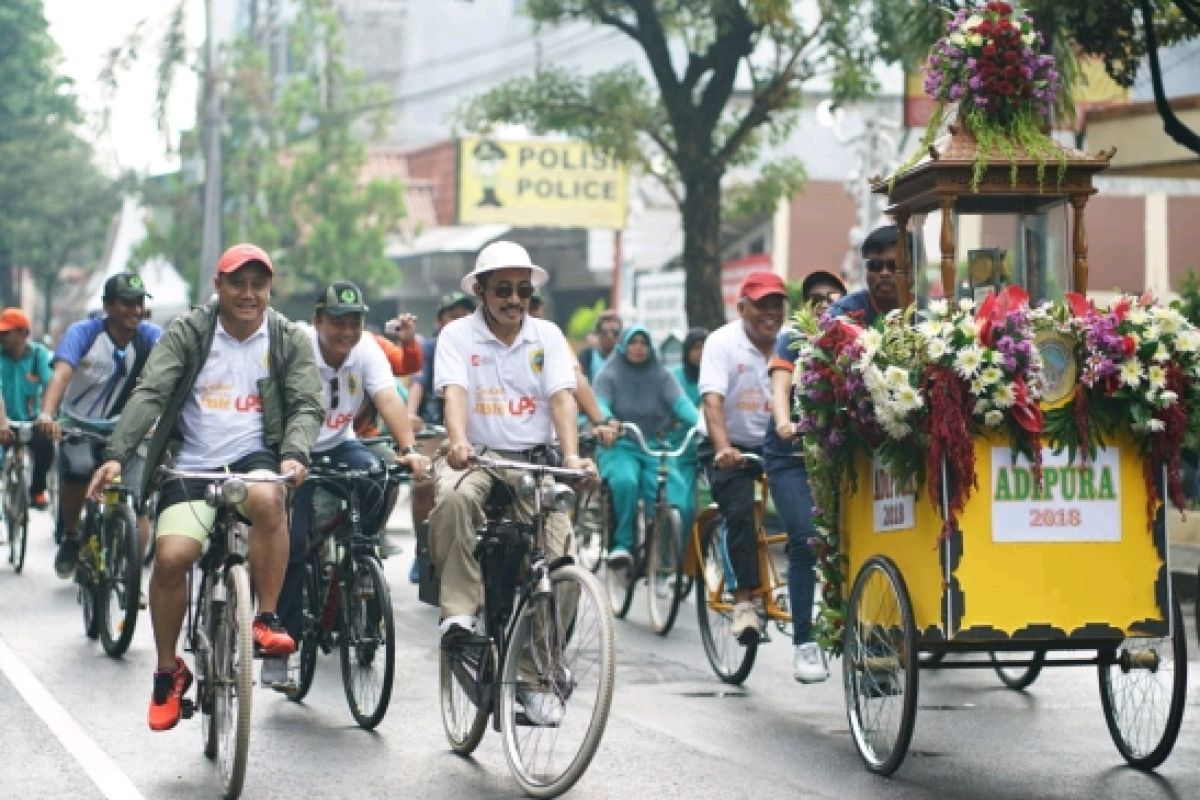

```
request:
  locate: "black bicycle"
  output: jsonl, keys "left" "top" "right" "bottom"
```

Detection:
{"left": 3, "top": 422, "right": 33, "bottom": 573}
{"left": 65, "top": 421, "right": 141, "bottom": 657}
{"left": 285, "top": 457, "right": 403, "bottom": 730}
{"left": 159, "top": 466, "right": 291, "bottom": 800}
{"left": 439, "top": 453, "right": 616, "bottom": 798}
{"left": 601, "top": 423, "right": 699, "bottom": 635}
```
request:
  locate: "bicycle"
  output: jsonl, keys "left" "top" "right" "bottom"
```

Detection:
{"left": 2, "top": 422, "right": 36, "bottom": 574}
{"left": 285, "top": 457, "right": 404, "bottom": 729}
{"left": 601, "top": 423, "right": 699, "bottom": 635}
{"left": 63, "top": 419, "right": 141, "bottom": 657}
{"left": 158, "top": 466, "right": 292, "bottom": 800}
{"left": 438, "top": 453, "right": 616, "bottom": 798}
{"left": 687, "top": 452, "right": 791, "bottom": 684}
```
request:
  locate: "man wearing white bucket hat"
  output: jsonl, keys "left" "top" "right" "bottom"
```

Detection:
{"left": 428, "top": 241, "right": 595, "bottom": 656}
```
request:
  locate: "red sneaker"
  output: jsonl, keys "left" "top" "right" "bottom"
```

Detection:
{"left": 253, "top": 617, "right": 295, "bottom": 656}
{"left": 31, "top": 491, "right": 49, "bottom": 510}
{"left": 148, "top": 657, "right": 193, "bottom": 731}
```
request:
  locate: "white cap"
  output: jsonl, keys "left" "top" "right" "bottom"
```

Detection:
{"left": 461, "top": 240, "right": 550, "bottom": 293}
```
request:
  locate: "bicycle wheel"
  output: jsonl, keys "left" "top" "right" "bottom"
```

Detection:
{"left": 77, "top": 512, "right": 101, "bottom": 639}
{"left": 339, "top": 556, "right": 395, "bottom": 729}
{"left": 499, "top": 563, "right": 615, "bottom": 798}
{"left": 100, "top": 504, "right": 141, "bottom": 657}
{"left": 602, "top": 497, "right": 639, "bottom": 620}
{"left": 439, "top": 637, "right": 490, "bottom": 755}
{"left": 286, "top": 561, "right": 321, "bottom": 703}
{"left": 215, "top": 563, "right": 253, "bottom": 798}
{"left": 6, "top": 461, "right": 28, "bottom": 574}
{"left": 989, "top": 650, "right": 1045, "bottom": 690}
{"left": 843, "top": 556, "right": 918, "bottom": 776}
{"left": 695, "top": 516, "right": 756, "bottom": 684}
{"left": 645, "top": 505, "right": 684, "bottom": 636}
{"left": 1099, "top": 594, "right": 1188, "bottom": 771}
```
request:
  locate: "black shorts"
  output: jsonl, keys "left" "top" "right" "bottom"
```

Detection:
{"left": 157, "top": 450, "right": 281, "bottom": 513}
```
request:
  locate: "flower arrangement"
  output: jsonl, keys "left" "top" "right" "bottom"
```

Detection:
{"left": 1043, "top": 293, "right": 1200, "bottom": 515}
{"left": 900, "top": 1, "right": 1065, "bottom": 191}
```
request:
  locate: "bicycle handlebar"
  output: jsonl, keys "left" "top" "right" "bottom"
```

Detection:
{"left": 617, "top": 422, "right": 700, "bottom": 460}
{"left": 155, "top": 467, "right": 296, "bottom": 484}
{"left": 469, "top": 453, "right": 591, "bottom": 482}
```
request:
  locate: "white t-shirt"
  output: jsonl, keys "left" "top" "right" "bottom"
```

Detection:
{"left": 696, "top": 320, "right": 773, "bottom": 447}
{"left": 435, "top": 310, "right": 576, "bottom": 451}
{"left": 304, "top": 325, "right": 396, "bottom": 452}
{"left": 176, "top": 317, "right": 271, "bottom": 469}
{"left": 54, "top": 318, "right": 163, "bottom": 421}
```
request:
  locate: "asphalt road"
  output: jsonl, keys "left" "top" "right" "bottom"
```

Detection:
{"left": 2, "top": 495, "right": 1200, "bottom": 800}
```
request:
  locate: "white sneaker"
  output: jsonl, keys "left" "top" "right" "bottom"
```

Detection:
{"left": 793, "top": 642, "right": 829, "bottom": 684}
{"left": 518, "top": 686, "right": 565, "bottom": 727}
{"left": 729, "top": 602, "right": 761, "bottom": 644}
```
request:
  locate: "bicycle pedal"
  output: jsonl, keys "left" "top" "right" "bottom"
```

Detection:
{"left": 180, "top": 698, "right": 196, "bottom": 719}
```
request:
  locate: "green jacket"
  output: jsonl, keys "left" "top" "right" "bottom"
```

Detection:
{"left": 103, "top": 302, "right": 324, "bottom": 498}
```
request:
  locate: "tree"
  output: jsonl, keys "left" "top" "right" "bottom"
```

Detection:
{"left": 459, "top": 1, "right": 875, "bottom": 331}
{"left": 130, "top": 0, "right": 407, "bottom": 302}
{"left": 870, "top": 1, "right": 1200, "bottom": 154}
{"left": 0, "top": 0, "right": 118, "bottom": 319}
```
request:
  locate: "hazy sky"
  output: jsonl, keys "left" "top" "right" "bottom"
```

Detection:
{"left": 44, "top": 0, "right": 204, "bottom": 175}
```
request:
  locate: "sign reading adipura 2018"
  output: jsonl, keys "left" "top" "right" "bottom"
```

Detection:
{"left": 458, "top": 136, "right": 628, "bottom": 228}
{"left": 991, "top": 447, "right": 1121, "bottom": 542}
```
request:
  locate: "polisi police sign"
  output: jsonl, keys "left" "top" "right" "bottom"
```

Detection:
{"left": 458, "top": 136, "right": 628, "bottom": 228}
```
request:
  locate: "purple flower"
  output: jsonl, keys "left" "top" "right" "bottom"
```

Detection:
{"left": 969, "top": 75, "right": 983, "bottom": 90}
{"left": 974, "top": 95, "right": 989, "bottom": 107}
{"left": 949, "top": 84, "right": 965, "bottom": 100}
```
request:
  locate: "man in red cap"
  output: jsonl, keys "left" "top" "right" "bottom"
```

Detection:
{"left": 89, "top": 242, "right": 323, "bottom": 731}
{"left": 696, "top": 270, "right": 787, "bottom": 645}
{"left": 0, "top": 307, "right": 55, "bottom": 510}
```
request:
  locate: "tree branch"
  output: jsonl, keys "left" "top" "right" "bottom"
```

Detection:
{"left": 714, "top": 41, "right": 808, "bottom": 169}
{"left": 623, "top": 0, "right": 689, "bottom": 131}
{"left": 1141, "top": 0, "right": 1200, "bottom": 156}
{"left": 1172, "top": 0, "right": 1200, "bottom": 28}
{"left": 697, "top": 3, "right": 758, "bottom": 133}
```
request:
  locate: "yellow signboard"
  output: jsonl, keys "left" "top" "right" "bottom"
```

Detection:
{"left": 458, "top": 136, "right": 628, "bottom": 229}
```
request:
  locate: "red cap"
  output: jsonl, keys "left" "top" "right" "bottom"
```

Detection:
{"left": 0, "top": 308, "right": 32, "bottom": 332}
{"left": 740, "top": 271, "right": 787, "bottom": 301}
{"left": 216, "top": 243, "right": 274, "bottom": 275}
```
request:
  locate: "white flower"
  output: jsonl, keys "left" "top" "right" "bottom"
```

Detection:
{"left": 1146, "top": 364, "right": 1166, "bottom": 390}
{"left": 916, "top": 319, "right": 948, "bottom": 339}
{"left": 1153, "top": 307, "right": 1182, "bottom": 334}
{"left": 1146, "top": 419, "right": 1166, "bottom": 433}
{"left": 1128, "top": 307, "right": 1148, "bottom": 326}
{"left": 958, "top": 317, "right": 978, "bottom": 339}
{"left": 949, "top": 32, "right": 967, "bottom": 47}
{"left": 980, "top": 366, "right": 1003, "bottom": 386}
{"left": 971, "top": 379, "right": 984, "bottom": 395}
{"left": 926, "top": 338, "right": 948, "bottom": 361}
{"left": 1160, "top": 390, "right": 1179, "bottom": 406}
{"left": 863, "top": 365, "right": 886, "bottom": 393}
{"left": 1151, "top": 345, "right": 1169, "bottom": 362}
{"left": 992, "top": 384, "right": 1016, "bottom": 408}
{"left": 894, "top": 385, "right": 923, "bottom": 413}
{"left": 884, "top": 365, "right": 908, "bottom": 389}
{"left": 954, "top": 346, "right": 984, "bottom": 378}
{"left": 1174, "top": 330, "right": 1200, "bottom": 352}
{"left": 967, "top": 33, "right": 983, "bottom": 47}
{"left": 1021, "top": 31, "right": 1035, "bottom": 45}
{"left": 973, "top": 398, "right": 990, "bottom": 415}
{"left": 965, "top": 14, "right": 984, "bottom": 29}
{"left": 1119, "top": 359, "right": 1144, "bottom": 388}
{"left": 1143, "top": 323, "right": 1161, "bottom": 342}
{"left": 984, "top": 410, "right": 1004, "bottom": 427}
{"left": 927, "top": 299, "right": 948, "bottom": 318}
{"left": 958, "top": 298, "right": 976, "bottom": 313}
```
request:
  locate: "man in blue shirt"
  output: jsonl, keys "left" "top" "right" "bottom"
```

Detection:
{"left": 826, "top": 225, "right": 914, "bottom": 326}
{"left": 38, "top": 273, "right": 163, "bottom": 577}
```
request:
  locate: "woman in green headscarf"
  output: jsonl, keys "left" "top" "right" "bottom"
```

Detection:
{"left": 593, "top": 325, "right": 698, "bottom": 567}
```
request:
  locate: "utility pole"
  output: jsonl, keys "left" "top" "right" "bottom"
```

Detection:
{"left": 197, "top": 0, "right": 223, "bottom": 299}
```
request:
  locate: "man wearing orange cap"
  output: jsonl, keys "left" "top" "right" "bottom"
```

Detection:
{"left": 88, "top": 243, "right": 323, "bottom": 731}
{"left": 0, "top": 307, "right": 55, "bottom": 510}
{"left": 696, "top": 271, "right": 787, "bottom": 645}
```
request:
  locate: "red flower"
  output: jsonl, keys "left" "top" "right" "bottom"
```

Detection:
{"left": 983, "top": 44, "right": 997, "bottom": 57}
{"left": 996, "top": 1, "right": 1013, "bottom": 14}
{"left": 1010, "top": 379, "right": 1044, "bottom": 434}
{"left": 998, "top": 18, "right": 1013, "bottom": 32}
{"left": 1065, "top": 292, "right": 1093, "bottom": 318}
{"left": 1003, "top": 50, "right": 1019, "bottom": 64}
{"left": 975, "top": 284, "right": 1029, "bottom": 346}
{"left": 1122, "top": 335, "right": 1137, "bottom": 357}
{"left": 1004, "top": 65, "right": 1017, "bottom": 79}
{"left": 976, "top": 20, "right": 993, "bottom": 35}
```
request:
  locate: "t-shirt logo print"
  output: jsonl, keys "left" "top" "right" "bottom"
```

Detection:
{"left": 339, "top": 288, "right": 357, "bottom": 304}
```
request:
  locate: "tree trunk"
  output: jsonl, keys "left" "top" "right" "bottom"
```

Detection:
{"left": 40, "top": 269, "right": 57, "bottom": 337}
{"left": 682, "top": 169, "right": 725, "bottom": 331}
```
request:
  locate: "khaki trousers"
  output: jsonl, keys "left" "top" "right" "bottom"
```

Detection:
{"left": 429, "top": 452, "right": 574, "bottom": 620}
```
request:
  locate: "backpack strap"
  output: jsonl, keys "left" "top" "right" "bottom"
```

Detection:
{"left": 109, "top": 326, "right": 151, "bottom": 417}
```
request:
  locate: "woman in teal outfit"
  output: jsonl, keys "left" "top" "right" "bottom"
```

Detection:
{"left": 593, "top": 325, "right": 699, "bottom": 567}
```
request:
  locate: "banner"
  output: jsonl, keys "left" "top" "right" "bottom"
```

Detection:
{"left": 458, "top": 137, "right": 628, "bottom": 228}
{"left": 991, "top": 446, "right": 1121, "bottom": 543}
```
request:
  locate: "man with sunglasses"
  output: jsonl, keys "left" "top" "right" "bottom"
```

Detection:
{"left": 429, "top": 242, "right": 596, "bottom": 698}
{"left": 697, "top": 271, "right": 788, "bottom": 645}
{"left": 39, "top": 273, "right": 163, "bottom": 578}
{"left": 827, "top": 224, "right": 914, "bottom": 325}
{"left": 266, "top": 280, "right": 431, "bottom": 690}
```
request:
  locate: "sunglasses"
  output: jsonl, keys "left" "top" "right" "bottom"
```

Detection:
{"left": 806, "top": 291, "right": 842, "bottom": 305}
{"left": 489, "top": 282, "right": 536, "bottom": 300}
{"left": 866, "top": 259, "right": 899, "bottom": 274}
{"left": 599, "top": 327, "right": 621, "bottom": 337}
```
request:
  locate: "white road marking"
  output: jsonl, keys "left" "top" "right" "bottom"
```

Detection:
{"left": 0, "top": 635, "right": 146, "bottom": 800}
